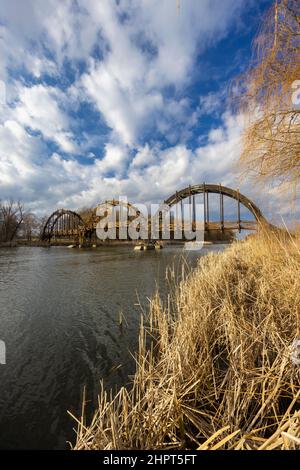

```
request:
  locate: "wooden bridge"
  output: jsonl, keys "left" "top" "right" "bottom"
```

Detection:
{"left": 41, "top": 183, "right": 269, "bottom": 243}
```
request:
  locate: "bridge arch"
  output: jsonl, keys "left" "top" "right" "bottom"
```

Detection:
{"left": 164, "top": 183, "right": 268, "bottom": 231}
{"left": 95, "top": 199, "right": 148, "bottom": 239}
{"left": 96, "top": 199, "right": 145, "bottom": 218}
{"left": 41, "top": 209, "right": 85, "bottom": 241}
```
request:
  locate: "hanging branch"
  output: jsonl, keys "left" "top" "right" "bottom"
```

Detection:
{"left": 235, "top": 0, "right": 300, "bottom": 192}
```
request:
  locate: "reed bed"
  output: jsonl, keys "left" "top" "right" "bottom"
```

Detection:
{"left": 72, "top": 231, "right": 300, "bottom": 450}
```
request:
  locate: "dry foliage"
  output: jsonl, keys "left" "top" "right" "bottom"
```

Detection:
{"left": 71, "top": 232, "right": 300, "bottom": 450}
{"left": 0, "top": 200, "right": 24, "bottom": 243}
{"left": 237, "top": 0, "right": 300, "bottom": 189}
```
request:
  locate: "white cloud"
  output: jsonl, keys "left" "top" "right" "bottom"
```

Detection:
{"left": 82, "top": 60, "right": 163, "bottom": 145}
{"left": 0, "top": 0, "right": 103, "bottom": 75}
{"left": 1, "top": 0, "right": 246, "bottom": 150}
{"left": 130, "top": 144, "right": 158, "bottom": 169}
{"left": 199, "top": 91, "right": 225, "bottom": 117}
{"left": 80, "top": 0, "right": 245, "bottom": 146}
{"left": 95, "top": 143, "right": 129, "bottom": 177}
{"left": 13, "top": 84, "right": 76, "bottom": 153}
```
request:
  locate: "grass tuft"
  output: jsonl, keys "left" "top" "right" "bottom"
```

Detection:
{"left": 72, "top": 231, "right": 300, "bottom": 450}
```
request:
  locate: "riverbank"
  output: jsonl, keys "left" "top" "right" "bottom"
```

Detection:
{"left": 73, "top": 230, "right": 300, "bottom": 450}
{"left": 0, "top": 239, "right": 230, "bottom": 248}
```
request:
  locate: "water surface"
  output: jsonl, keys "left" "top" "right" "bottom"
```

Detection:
{"left": 0, "top": 244, "right": 224, "bottom": 449}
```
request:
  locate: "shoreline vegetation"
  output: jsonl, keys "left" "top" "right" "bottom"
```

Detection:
{"left": 0, "top": 240, "right": 233, "bottom": 248}
{"left": 0, "top": 240, "right": 230, "bottom": 248}
{"left": 72, "top": 229, "right": 300, "bottom": 450}
{"left": 0, "top": 229, "right": 235, "bottom": 248}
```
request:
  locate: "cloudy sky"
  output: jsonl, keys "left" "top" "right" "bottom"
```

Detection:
{"left": 1, "top": 0, "right": 290, "bottom": 222}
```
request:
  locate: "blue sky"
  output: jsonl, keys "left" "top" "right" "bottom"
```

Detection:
{"left": 1, "top": 0, "right": 289, "bottom": 222}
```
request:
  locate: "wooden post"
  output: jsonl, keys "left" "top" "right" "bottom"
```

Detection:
{"left": 237, "top": 188, "right": 241, "bottom": 232}
{"left": 180, "top": 198, "right": 184, "bottom": 239}
{"left": 206, "top": 190, "right": 209, "bottom": 225}
{"left": 175, "top": 191, "right": 178, "bottom": 239}
{"left": 192, "top": 194, "right": 196, "bottom": 231}
{"left": 189, "top": 185, "right": 192, "bottom": 227}
{"left": 219, "top": 184, "right": 224, "bottom": 231}
{"left": 203, "top": 183, "right": 206, "bottom": 230}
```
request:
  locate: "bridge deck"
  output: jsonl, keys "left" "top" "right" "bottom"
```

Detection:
{"left": 49, "top": 219, "right": 257, "bottom": 239}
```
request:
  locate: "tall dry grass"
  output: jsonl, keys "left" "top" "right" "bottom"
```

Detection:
{"left": 71, "top": 231, "right": 300, "bottom": 450}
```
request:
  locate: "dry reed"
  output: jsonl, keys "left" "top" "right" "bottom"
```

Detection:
{"left": 71, "top": 231, "right": 300, "bottom": 450}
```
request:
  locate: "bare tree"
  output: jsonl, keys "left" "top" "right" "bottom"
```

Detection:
{"left": 78, "top": 207, "right": 95, "bottom": 225}
{"left": 37, "top": 215, "right": 49, "bottom": 239}
{"left": 236, "top": 0, "right": 300, "bottom": 190}
{"left": 0, "top": 200, "right": 24, "bottom": 242}
{"left": 21, "top": 213, "right": 40, "bottom": 241}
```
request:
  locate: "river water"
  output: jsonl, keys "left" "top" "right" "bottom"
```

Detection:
{"left": 0, "top": 244, "right": 224, "bottom": 449}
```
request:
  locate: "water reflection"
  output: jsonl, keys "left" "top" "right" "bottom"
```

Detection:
{"left": 0, "top": 244, "right": 225, "bottom": 449}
